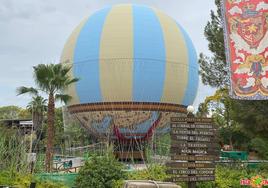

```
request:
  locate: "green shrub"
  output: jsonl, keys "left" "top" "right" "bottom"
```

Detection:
{"left": 215, "top": 166, "right": 248, "bottom": 187}
{"left": 75, "top": 155, "right": 126, "bottom": 188}
{"left": 195, "top": 165, "right": 268, "bottom": 188}
{"left": 35, "top": 180, "right": 67, "bottom": 188}
{"left": 0, "top": 171, "right": 32, "bottom": 187}
{"left": 112, "top": 179, "right": 125, "bottom": 188}
{"left": 0, "top": 171, "right": 67, "bottom": 188}
{"left": 113, "top": 164, "right": 268, "bottom": 188}
{"left": 250, "top": 138, "right": 268, "bottom": 159}
{"left": 128, "top": 164, "right": 170, "bottom": 181}
{"left": 257, "top": 163, "right": 268, "bottom": 173}
{"left": 112, "top": 164, "right": 171, "bottom": 188}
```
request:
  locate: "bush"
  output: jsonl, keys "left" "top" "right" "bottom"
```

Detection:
{"left": 257, "top": 163, "right": 268, "bottom": 173}
{"left": 112, "top": 164, "right": 171, "bottom": 188}
{"left": 0, "top": 171, "right": 32, "bottom": 187}
{"left": 35, "top": 180, "right": 67, "bottom": 188}
{"left": 113, "top": 164, "right": 268, "bottom": 188}
{"left": 75, "top": 155, "right": 126, "bottom": 188}
{"left": 196, "top": 165, "right": 268, "bottom": 188}
{"left": 250, "top": 138, "right": 268, "bottom": 159}
{"left": 0, "top": 171, "right": 66, "bottom": 188}
{"left": 128, "top": 164, "right": 170, "bottom": 181}
{"left": 214, "top": 166, "right": 248, "bottom": 187}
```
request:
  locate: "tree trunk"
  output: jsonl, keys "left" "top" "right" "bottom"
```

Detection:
{"left": 34, "top": 112, "right": 44, "bottom": 152}
{"left": 36, "top": 111, "right": 43, "bottom": 131}
{"left": 32, "top": 111, "right": 37, "bottom": 131}
{"left": 31, "top": 111, "right": 37, "bottom": 152}
{"left": 45, "top": 93, "right": 55, "bottom": 172}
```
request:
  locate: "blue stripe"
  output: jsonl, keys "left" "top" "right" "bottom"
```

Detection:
{"left": 74, "top": 8, "right": 110, "bottom": 103}
{"left": 133, "top": 5, "right": 166, "bottom": 102}
{"left": 178, "top": 24, "right": 199, "bottom": 105}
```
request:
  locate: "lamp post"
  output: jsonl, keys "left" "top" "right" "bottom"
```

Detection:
{"left": 187, "top": 105, "right": 195, "bottom": 115}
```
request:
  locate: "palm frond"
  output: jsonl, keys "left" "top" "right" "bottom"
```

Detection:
{"left": 55, "top": 94, "right": 72, "bottom": 104}
{"left": 66, "top": 78, "right": 80, "bottom": 85}
{"left": 26, "top": 96, "right": 47, "bottom": 113}
{"left": 60, "top": 65, "right": 72, "bottom": 76}
{"left": 59, "top": 78, "right": 80, "bottom": 91}
{"left": 32, "top": 63, "right": 79, "bottom": 97}
{"left": 16, "top": 86, "right": 38, "bottom": 96}
{"left": 33, "top": 64, "right": 54, "bottom": 93}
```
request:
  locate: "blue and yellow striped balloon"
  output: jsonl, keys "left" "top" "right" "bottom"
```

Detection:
{"left": 61, "top": 4, "right": 198, "bottom": 106}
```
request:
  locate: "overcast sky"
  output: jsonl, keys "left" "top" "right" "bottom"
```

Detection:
{"left": 0, "top": 0, "right": 216, "bottom": 109}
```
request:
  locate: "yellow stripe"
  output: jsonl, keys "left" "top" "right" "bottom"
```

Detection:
{"left": 155, "top": 10, "right": 189, "bottom": 104}
{"left": 99, "top": 5, "right": 133, "bottom": 102}
{"left": 60, "top": 18, "right": 88, "bottom": 105}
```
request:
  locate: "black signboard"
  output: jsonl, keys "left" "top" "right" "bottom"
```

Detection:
{"left": 171, "top": 123, "right": 214, "bottom": 129}
{"left": 168, "top": 116, "right": 218, "bottom": 185}
{"left": 171, "top": 129, "right": 215, "bottom": 136}
{"left": 171, "top": 155, "right": 218, "bottom": 161}
{"left": 171, "top": 141, "right": 219, "bottom": 149}
{"left": 171, "top": 176, "right": 215, "bottom": 182}
{"left": 167, "top": 168, "right": 215, "bottom": 175}
{"left": 166, "top": 162, "right": 215, "bottom": 168}
{"left": 171, "top": 135, "right": 216, "bottom": 142}
{"left": 171, "top": 117, "right": 212, "bottom": 123}
{"left": 170, "top": 147, "right": 220, "bottom": 155}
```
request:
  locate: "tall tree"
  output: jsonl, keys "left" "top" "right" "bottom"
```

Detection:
{"left": 28, "top": 96, "right": 47, "bottom": 153}
{"left": 17, "top": 87, "right": 47, "bottom": 153}
{"left": 198, "top": 88, "right": 249, "bottom": 149}
{"left": 198, "top": 0, "right": 228, "bottom": 88}
{"left": 17, "top": 64, "right": 78, "bottom": 172}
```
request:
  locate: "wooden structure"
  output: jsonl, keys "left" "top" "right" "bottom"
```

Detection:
{"left": 0, "top": 119, "right": 33, "bottom": 135}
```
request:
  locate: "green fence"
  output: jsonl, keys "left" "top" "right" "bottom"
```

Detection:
{"left": 220, "top": 151, "right": 248, "bottom": 160}
{"left": 35, "top": 173, "right": 78, "bottom": 187}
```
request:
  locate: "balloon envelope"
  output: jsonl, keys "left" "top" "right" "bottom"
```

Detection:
{"left": 61, "top": 4, "right": 199, "bottom": 139}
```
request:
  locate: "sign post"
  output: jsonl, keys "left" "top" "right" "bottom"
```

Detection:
{"left": 187, "top": 112, "right": 197, "bottom": 188}
{"left": 167, "top": 106, "right": 219, "bottom": 188}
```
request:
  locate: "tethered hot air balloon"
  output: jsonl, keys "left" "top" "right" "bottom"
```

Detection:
{"left": 61, "top": 4, "right": 199, "bottom": 160}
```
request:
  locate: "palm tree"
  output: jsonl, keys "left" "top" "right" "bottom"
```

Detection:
{"left": 17, "top": 88, "right": 46, "bottom": 150}
{"left": 27, "top": 95, "right": 47, "bottom": 130}
{"left": 17, "top": 64, "right": 78, "bottom": 171}
{"left": 17, "top": 91, "right": 48, "bottom": 132}
{"left": 27, "top": 95, "right": 47, "bottom": 152}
